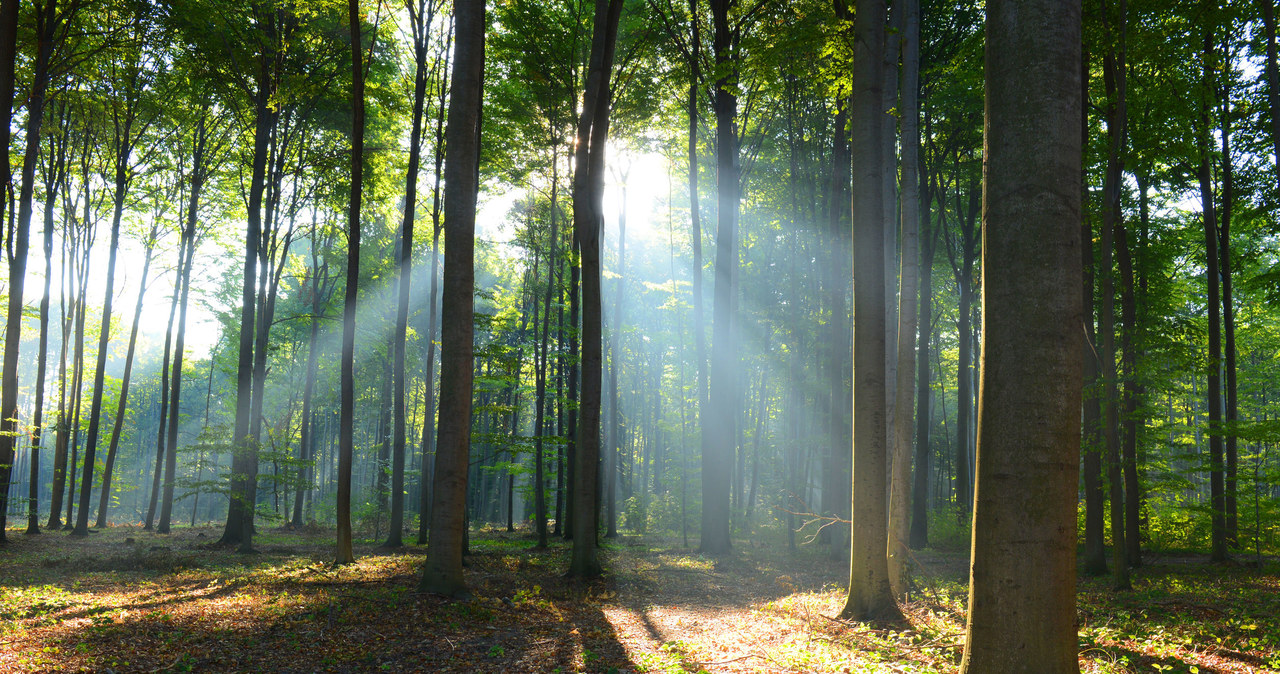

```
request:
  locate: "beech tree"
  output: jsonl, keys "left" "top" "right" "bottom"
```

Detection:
{"left": 420, "top": 0, "right": 485, "bottom": 597}
{"left": 960, "top": 0, "right": 1082, "bottom": 668}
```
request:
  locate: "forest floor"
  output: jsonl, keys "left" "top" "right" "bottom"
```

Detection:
{"left": 0, "top": 524, "right": 1277, "bottom": 673}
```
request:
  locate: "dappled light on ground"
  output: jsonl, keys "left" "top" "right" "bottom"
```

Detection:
{"left": 0, "top": 527, "right": 1277, "bottom": 672}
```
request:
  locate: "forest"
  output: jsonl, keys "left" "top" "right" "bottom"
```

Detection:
{"left": 0, "top": 0, "right": 1278, "bottom": 671}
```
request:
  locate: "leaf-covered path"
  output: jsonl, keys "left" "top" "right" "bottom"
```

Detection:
{"left": 0, "top": 526, "right": 1276, "bottom": 672}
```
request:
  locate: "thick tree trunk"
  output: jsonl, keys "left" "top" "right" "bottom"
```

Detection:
{"left": 840, "top": 0, "right": 900, "bottom": 622}
{"left": 700, "top": 0, "right": 738, "bottom": 556}
{"left": 420, "top": 0, "right": 485, "bottom": 596}
{"left": 568, "top": 0, "right": 622, "bottom": 578}
{"left": 959, "top": 0, "right": 1081, "bottom": 667}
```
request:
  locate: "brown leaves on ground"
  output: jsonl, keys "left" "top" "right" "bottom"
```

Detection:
{"left": 0, "top": 527, "right": 1276, "bottom": 673}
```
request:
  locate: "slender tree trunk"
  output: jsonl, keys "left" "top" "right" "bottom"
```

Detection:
{"left": 158, "top": 229, "right": 198, "bottom": 534}
{"left": 887, "top": 0, "right": 920, "bottom": 596}
{"left": 960, "top": 0, "right": 1082, "bottom": 667}
{"left": 908, "top": 152, "right": 936, "bottom": 550}
{"left": 417, "top": 20, "right": 451, "bottom": 545}
{"left": 1198, "top": 16, "right": 1227, "bottom": 563}
{"left": 387, "top": 0, "right": 435, "bottom": 551}
{"left": 337, "top": 0, "right": 366, "bottom": 565}
{"left": 1100, "top": 0, "right": 1130, "bottom": 586}
{"left": 94, "top": 237, "right": 156, "bottom": 527}
{"left": 840, "top": 0, "right": 901, "bottom": 622}
{"left": 1079, "top": 47, "right": 1107, "bottom": 576}
{"left": 1218, "top": 77, "right": 1238, "bottom": 549}
{"left": 1262, "top": 0, "right": 1280, "bottom": 181}
{"left": 605, "top": 179, "right": 627, "bottom": 539}
{"left": 0, "top": 0, "right": 54, "bottom": 540}
{"left": 420, "top": 0, "right": 485, "bottom": 596}
{"left": 28, "top": 119, "right": 68, "bottom": 534}
{"left": 533, "top": 159, "right": 561, "bottom": 549}
{"left": 221, "top": 26, "right": 276, "bottom": 548}
{"left": 145, "top": 281, "right": 180, "bottom": 531}
{"left": 71, "top": 145, "right": 135, "bottom": 538}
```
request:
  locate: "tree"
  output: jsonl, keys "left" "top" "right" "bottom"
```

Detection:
{"left": 420, "top": 0, "right": 485, "bottom": 597}
{"left": 567, "top": 0, "right": 623, "bottom": 579}
{"left": 959, "top": 0, "right": 1082, "bottom": 668}
{"left": 840, "top": 0, "right": 900, "bottom": 622}
{"left": 887, "top": 0, "right": 920, "bottom": 597}
{"left": 699, "top": 0, "right": 739, "bottom": 557}
{"left": 335, "top": 0, "right": 368, "bottom": 566}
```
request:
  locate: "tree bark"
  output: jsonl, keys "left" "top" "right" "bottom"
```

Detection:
{"left": 0, "top": 0, "right": 54, "bottom": 540}
{"left": 1198, "top": 15, "right": 1227, "bottom": 563}
{"left": 840, "top": 0, "right": 901, "bottom": 622}
{"left": 888, "top": 0, "right": 920, "bottom": 596}
{"left": 568, "top": 0, "right": 622, "bottom": 578}
{"left": 420, "top": 0, "right": 485, "bottom": 596}
{"left": 1100, "top": 0, "right": 1130, "bottom": 586}
{"left": 959, "top": 0, "right": 1081, "bottom": 667}
{"left": 336, "top": 0, "right": 366, "bottom": 566}
{"left": 94, "top": 235, "right": 157, "bottom": 528}
{"left": 700, "top": 0, "right": 738, "bottom": 556}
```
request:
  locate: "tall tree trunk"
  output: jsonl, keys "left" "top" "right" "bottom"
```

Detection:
{"left": 687, "top": 0, "right": 707, "bottom": 421}
{"left": 1198, "top": 15, "right": 1227, "bottom": 563}
{"left": 960, "top": 0, "right": 1081, "bottom": 667}
{"left": 0, "top": 0, "right": 54, "bottom": 540}
{"left": 28, "top": 114, "right": 69, "bottom": 534}
{"left": 336, "top": 0, "right": 365, "bottom": 565}
{"left": 1218, "top": 74, "right": 1238, "bottom": 549}
{"left": 888, "top": 0, "right": 920, "bottom": 596}
{"left": 417, "top": 25, "right": 450, "bottom": 545}
{"left": 420, "top": 0, "right": 485, "bottom": 596}
{"left": 221, "top": 18, "right": 277, "bottom": 548}
{"left": 605, "top": 178, "right": 627, "bottom": 539}
{"left": 840, "top": 0, "right": 900, "bottom": 622}
{"left": 1080, "top": 47, "right": 1107, "bottom": 577}
{"left": 158, "top": 223, "right": 198, "bottom": 533}
{"left": 700, "top": 0, "right": 738, "bottom": 556}
{"left": 1262, "top": 0, "right": 1280, "bottom": 181}
{"left": 908, "top": 145, "right": 936, "bottom": 550}
{"left": 94, "top": 235, "right": 157, "bottom": 527}
{"left": 387, "top": 0, "right": 436, "bottom": 551}
{"left": 533, "top": 158, "right": 561, "bottom": 549}
{"left": 1100, "top": 0, "right": 1130, "bottom": 586}
{"left": 71, "top": 120, "right": 137, "bottom": 537}
{"left": 568, "top": 0, "right": 623, "bottom": 578}
{"left": 145, "top": 278, "right": 180, "bottom": 531}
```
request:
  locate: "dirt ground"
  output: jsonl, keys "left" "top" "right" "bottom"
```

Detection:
{"left": 0, "top": 525, "right": 1276, "bottom": 673}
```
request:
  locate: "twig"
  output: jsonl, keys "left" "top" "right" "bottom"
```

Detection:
{"left": 147, "top": 654, "right": 185, "bottom": 673}
{"left": 690, "top": 653, "right": 766, "bottom": 666}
